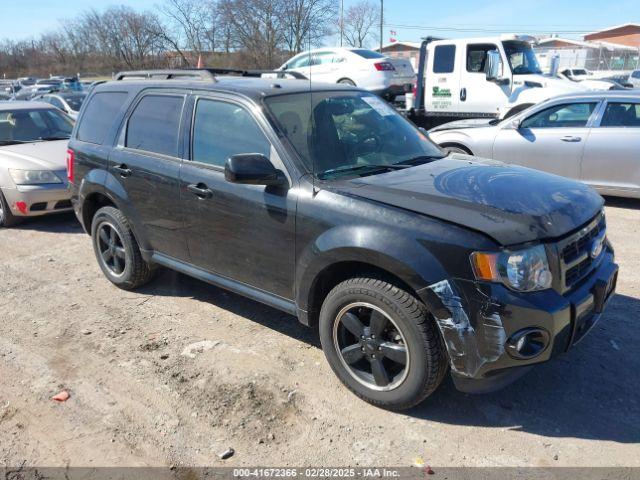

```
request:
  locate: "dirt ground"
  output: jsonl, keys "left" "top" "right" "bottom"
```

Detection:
{"left": 1, "top": 198, "right": 639, "bottom": 468}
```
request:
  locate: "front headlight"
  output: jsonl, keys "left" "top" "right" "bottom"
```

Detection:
{"left": 471, "top": 244, "right": 553, "bottom": 292}
{"left": 9, "top": 169, "right": 63, "bottom": 185}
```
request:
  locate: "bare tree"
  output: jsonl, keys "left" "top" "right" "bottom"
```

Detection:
{"left": 282, "top": 0, "right": 338, "bottom": 54}
{"left": 343, "top": 0, "right": 379, "bottom": 48}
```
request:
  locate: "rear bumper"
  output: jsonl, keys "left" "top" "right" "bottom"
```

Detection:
{"left": 2, "top": 184, "right": 72, "bottom": 217}
{"left": 419, "top": 249, "right": 618, "bottom": 393}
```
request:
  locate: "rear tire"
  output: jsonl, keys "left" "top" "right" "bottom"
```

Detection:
{"left": 319, "top": 277, "right": 447, "bottom": 410}
{"left": 0, "top": 190, "right": 22, "bottom": 228}
{"left": 338, "top": 78, "right": 356, "bottom": 87}
{"left": 91, "top": 206, "right": 155, "bottom": 290}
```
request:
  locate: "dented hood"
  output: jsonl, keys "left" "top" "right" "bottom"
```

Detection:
{"left": 332, "top": 155, "right": 603, "bottom": 245}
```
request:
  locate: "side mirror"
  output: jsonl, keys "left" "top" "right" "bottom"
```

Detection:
{"left": 225, "top": 153, "right": 286, "bottom": 187}
{"left": 485, "top": 50, "right": 503, "bottom": 82}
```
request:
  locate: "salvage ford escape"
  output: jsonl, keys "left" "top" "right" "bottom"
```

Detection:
{"left": 68, "top": 69, "right": 618, "bottom": 410}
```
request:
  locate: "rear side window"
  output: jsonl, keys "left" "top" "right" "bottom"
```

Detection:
{"left": 126, "top": 95, "right": 184, "bottom": 157}
{"left": 433, "top": 45, "right": 456, "bottom": 73}
{"left": 351, "top": 49, "right": 385, "bottom": 59}
{"left": 77, "top": 92, "right": 127, "bottom": 144}
{"left": 600, "top": 103, "right": 640, "bottom": 127}
{"left": 191, "top": 99, "right": 270, "bottom": 167}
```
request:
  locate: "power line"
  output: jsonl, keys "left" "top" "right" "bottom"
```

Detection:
{"left": 384, "top": 23, "right": 597, "bottom": 35}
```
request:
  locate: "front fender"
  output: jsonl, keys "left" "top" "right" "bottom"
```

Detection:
{"left": 295, "top": 224, "right": 450, "bottom": 315}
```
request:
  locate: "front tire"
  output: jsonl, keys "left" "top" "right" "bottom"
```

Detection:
{"left": 91, "top": 206, "right": 155, "bottom": 290}
{"left": 319, "top": 277, "right": 447, "bottom": 410}
{"left": 0, "top": 190, "right": 21, "bottom": 228}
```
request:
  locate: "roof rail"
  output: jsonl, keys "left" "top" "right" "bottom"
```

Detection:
{"left": 114, "top": 68, "right": 307, "bottom": 82}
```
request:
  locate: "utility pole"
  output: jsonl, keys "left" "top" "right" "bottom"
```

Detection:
{"left": 380, "top": 0, "right": 384, "bottom": 51}
{"left": 340, "top": 0, "right": 344, "bottom": 47}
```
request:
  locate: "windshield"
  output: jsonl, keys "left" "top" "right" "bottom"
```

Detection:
{"left": 63, "top": 95, "right": 86, "bottom": 111}
{"left": 264, "top": 91, "right": 445, "bottom": 180}
{"left": 502, "top": 41, "right": 542, "bottom": 75}
{"left": 0, "top": 109, "right": 74, "bottom": 144}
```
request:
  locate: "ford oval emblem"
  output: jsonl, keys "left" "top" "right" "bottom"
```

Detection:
{"left": 590, "top": 237, "right": 604, "bottom": 259}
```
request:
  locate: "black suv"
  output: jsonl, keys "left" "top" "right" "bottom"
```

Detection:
{"left": 68, "top": 69, "right": 618, "bottom": 409}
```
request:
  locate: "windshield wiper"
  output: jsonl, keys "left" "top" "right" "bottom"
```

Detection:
{"left": 395, "top": 155, "right": 445, "bottom": 166}
{"left": 39, "top": 135, "right": 71, "bottom": 141}
{"left": 319, "top": 163, "right": 410, "bottom": 179}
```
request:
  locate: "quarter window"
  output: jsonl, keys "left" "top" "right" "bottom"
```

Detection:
{"left": 126, "top": 95, "right": 184, "bottom": 157}
{"left": 600, "top": 103, "right": 640, "bottom": 127}
{"left": 433, "top": 45, "right": 456, "bottom": 73}
{"left": 520, "top": 102, "right": 598, "bottom": 129}
{"left": 191, "top": 99, "right": 271, "bottom": 168}
{"left": 77, "top": 92, "right": 128, "bottom": 144}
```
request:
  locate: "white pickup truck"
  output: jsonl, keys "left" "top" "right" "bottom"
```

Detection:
{"left": 409, "top": 35, "right": 612, "bottom": 126}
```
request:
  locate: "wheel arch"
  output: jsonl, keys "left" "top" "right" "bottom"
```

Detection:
{"left": 439, "top": 142, "right": 473, "bottom": 155}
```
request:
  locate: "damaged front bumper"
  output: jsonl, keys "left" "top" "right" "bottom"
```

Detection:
{"left": 418, "top": 250, "right": 618, "bottom": 393}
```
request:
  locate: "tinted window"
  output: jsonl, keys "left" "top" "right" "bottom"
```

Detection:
{"left": 600, "top": 103, "right": 640, "bottom": 127}
{"left": 192, "top": 99, "right": 270, "bottom": 167}
{"left": 351, "top": 49, "right": 385, "bottom": 59}
{"left": 466, "top": 44, "right": 496, "bottom": 72}
{"left": 77, "top": 92, "right": 127, "bottom": 144}
{"left": 126, "top": 95, "right": 184, "bottom": 157}
{"left": 632, "top": 71, "right": 640, "bottom": 79}
{"left": 521, "top": 102, "right": 597, "bottom": 129}
{"left": 433, "top": 45, "right": 456, "bottom": 73}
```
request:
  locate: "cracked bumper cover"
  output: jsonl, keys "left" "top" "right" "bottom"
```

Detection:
{"left": 418, "top": 250, "right": 618, "bottom": 393}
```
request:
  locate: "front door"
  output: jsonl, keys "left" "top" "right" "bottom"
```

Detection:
{"left": 179, "top": 95, "right": 296, "bottom": 300}
{"left": 459, "top": 43, "right": 511, "bottom": 116}
{"left": 492, "top": 101, "right": 599, "bottom": 180}
{"left": 424, "top": 43, "right": 460, "bottom": 113}
{"left": 109, "top": 92, "right": 188, "bottom": 261}
{"left": 582, "top": 100, "right": 640, "bottom": 194}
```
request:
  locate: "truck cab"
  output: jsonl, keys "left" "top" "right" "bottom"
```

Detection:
{"left": 419, "top": 35, "right": 592, "bottom": 120}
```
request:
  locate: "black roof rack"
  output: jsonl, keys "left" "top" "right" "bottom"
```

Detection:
{"left": 114, "top": 68, "right": 307, "bottom": 82}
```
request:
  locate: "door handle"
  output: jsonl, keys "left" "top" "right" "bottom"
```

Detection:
{"left": 187, "top": 183, "right": 213, "bottom": 199}
{"left": 114, "top": 164, "right": 132, "bottom": 177}
{"left": 460, "top": 87, "right": 467, "bottom": 102}
{"left": 560, "top": 136, "right": 581, "bottom": 142}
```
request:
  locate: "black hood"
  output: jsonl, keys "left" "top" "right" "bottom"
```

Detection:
{"left": 330, "top": 155, "right": 604, "bottom": 245}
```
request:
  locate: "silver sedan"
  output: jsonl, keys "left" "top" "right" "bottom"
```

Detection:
{"left": 0, "top": 102, "right": 74, "bottom": 227}
{"left": 429, "top": 91, "right": 640, "bottom": 199}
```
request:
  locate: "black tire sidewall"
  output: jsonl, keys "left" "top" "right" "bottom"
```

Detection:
{"left": 0, "top": 190, "right": 21, "bottom": 228}
{"left": 91, "top": 207, "right": 137, "bottom": 286}
{"left": 319, "top": 281, "right": 434, "bottom": 407}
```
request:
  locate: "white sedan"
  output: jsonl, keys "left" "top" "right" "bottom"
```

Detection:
{"left": 429, "top": 91, "right": 640, "bottom": 199}
{"left": 276, "top": 47, "right": 415, "bottom": 100}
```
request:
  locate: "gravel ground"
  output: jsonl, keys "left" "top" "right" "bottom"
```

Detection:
{"left": 0, "top": 198, "right": 639, "bottom": 468}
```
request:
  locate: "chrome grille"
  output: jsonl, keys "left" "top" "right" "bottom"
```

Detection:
{"left": 558, "top": 212, "right": 606, "bottom": 290}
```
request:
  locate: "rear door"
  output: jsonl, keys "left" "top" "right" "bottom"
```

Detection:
{"left": 424, "top": 43, "right": 460, "bottom": 113}
{"left": 108, "top": 91, "right": 189, "bottom": 261}
{"left": 179, "top": 94, "right": 296, "bottom": 300}
{"left": 492, "top": 100, "right": 599, "bottom": 179}
{"left": 581, "top": 100, "right": 640, "bottom": 195}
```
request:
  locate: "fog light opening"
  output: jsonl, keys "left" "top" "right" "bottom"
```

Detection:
{"left": 506, "top": 328, "right": 550, "bottom": 360}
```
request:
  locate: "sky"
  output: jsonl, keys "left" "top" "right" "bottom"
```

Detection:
{"left": 1, "top": 0, "right": 638, "bottom": 44}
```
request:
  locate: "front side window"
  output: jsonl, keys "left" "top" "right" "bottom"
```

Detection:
{"left": 521, "top": 102, "right": 597, "bottom": 129}
{"left": 600, "top": 103, "right": 640, "bottom": 127}
{"left": 466, "top": 44, "right": 497, "bottom": 73}
{"left": 433, "top": 45, "right": 456, "bottom": 74}
{"left": 265, "top": 91, "right": 445, "bottom": 180}
{"left": 77, "top": 92, "right": 128, "bottom": 144}
{"left": 0, "top": 108, "right": 74, "bottom": 144}
{"left": 502, "top": 41, "right": 542, "bottom": 75}
{"left": 192, "top": 99, "right": 271, "bottom": 168}
{"left": 126, "top": 95, "right": 184, "bottom": 157}
{"left": 632, "top": 71, "right": 640, "bottom": 79}
{"left": 289, "top": 54, "right": 311, "bottom": 69}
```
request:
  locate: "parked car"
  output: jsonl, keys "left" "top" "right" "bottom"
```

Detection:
{"left": 35, "top": 91, "right": 87, "bottom": 119}
{"left": 13, "top": 85, "right": 57, "bottom": 101}
{"left": 275, "top": 47, "right": 415, "bottom": 100}
{"left": 0, "top": 102, "right": 74, "bottom": 227}
{"left": 68, "top": 70, "right": 617, "bottom": 410}
{"left": 429, "top": 91, "right": 640, "bottom": 199}
{"left": 628, "top": 70, "right": 640, "bottom": 88}
{"left": 561, "top": 68, "right": 593, "bottom": 81}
